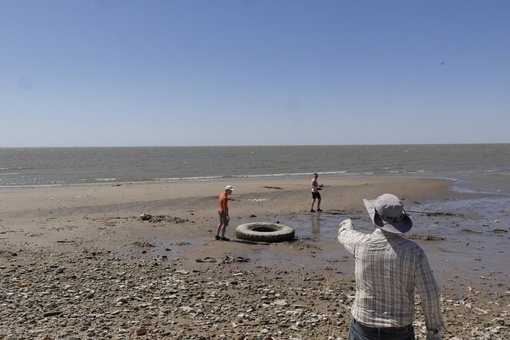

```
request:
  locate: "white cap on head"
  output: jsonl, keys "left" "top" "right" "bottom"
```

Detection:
{"left": 225, "top": 185, "right": 234, "bottom": 191}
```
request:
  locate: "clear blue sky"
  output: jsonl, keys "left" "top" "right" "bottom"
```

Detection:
{"left": 1, "top": 0, "right": 509, "bottom": 147}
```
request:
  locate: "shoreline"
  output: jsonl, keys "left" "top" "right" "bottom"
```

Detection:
{"left": 0, "top": 177, "right": 469, "bottom": 245}
{"left": 1, "top": 177, "right": 509, "bottom": 338}
{"left": 2, "top": 176, "right": 506, "bottom": 292}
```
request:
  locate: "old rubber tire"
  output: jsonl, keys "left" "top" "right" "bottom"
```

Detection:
{"left": 235, "top": 222, "right": 295, "bottom": 242}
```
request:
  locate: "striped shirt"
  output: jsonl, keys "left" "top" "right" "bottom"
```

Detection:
{"left": 338, "top": 219, "right": 445, "bottom": 339}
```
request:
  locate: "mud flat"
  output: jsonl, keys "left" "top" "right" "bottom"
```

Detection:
{"left": 1, "top": 178, "right": 508, "bottom": 339}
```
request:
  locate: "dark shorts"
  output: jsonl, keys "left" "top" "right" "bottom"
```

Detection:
{"left": 311, "top": 191, "right": 321, "bottom": 200}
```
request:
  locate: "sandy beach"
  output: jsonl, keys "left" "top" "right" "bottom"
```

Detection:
{"left": 1, "top": 177, "right": 509, "bottom": 339}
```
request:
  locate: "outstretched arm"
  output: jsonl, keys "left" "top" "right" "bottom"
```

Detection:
{"left": 338, "top": 219, "right": 370, "bottom": 253}
{"left": 415, "top": 253, "right": 445, "bottom": 340}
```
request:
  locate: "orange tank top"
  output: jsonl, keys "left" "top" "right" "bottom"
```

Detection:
{"left": 218, "top": 192, "right": 228, "bottom": 212}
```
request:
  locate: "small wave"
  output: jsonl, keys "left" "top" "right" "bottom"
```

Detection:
{"left": 402, "top": 170, "right": 434, "bottom": 174}
{"left": 450, "top": 186, "right": 506, "bottom": 196}
{"left": 484, "top": 171, "right": 510, "bottom": 176}
{"left": 234, "top": 171, "right": 348, "bottom": 179}
{"left": 449, "top": 179, "right": 510, "bottom": 196}
{"left": 0, "top": 166, "right": 33, "bottom": 172}
{"left": 236, "top": 173, "right": 296, "bottom": 179}
{"left": 155, "top": 176, "right": 225, "bottom": 182}
{"left": 153, "top": 171, "right": 349, "bottom": 183}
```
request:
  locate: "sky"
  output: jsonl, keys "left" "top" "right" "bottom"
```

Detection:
{"left": 1, "top": 0, "right": 509, "bottom": 147}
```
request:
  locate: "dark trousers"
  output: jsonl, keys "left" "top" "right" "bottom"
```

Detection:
{"left": 348, "top": 319, "right": 415, "bottom": 340}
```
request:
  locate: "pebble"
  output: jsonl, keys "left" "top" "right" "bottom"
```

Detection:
{"left": 0, "top": 248, "right": 508, "bottom": 339}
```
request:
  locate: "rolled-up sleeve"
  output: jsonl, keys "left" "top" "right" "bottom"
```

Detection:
{"left": 338, "top": 219, "right": 355, "bottom": 253}
{"left": 338, "top": 219, "right": 372, "bottom": 253}
{"left": 415, "top": 252, "right": 446, "bottom": 339}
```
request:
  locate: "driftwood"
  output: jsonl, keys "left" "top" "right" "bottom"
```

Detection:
{"left": 491, "top": 229, "right": 508, "bottom": 234}
{"left": 408, "top": 209, "right": 465, "bottom": 218}
{"left": 461, "top": 228, "right": 482, "bottom": 234}
{"left": 406, "top": 234, "right": 445, "bottom": 241}
{"left": 139, "top": 214, "right": 189, "bottom": 224}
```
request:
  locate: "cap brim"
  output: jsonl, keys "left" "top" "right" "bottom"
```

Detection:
{"left": 363, "top": 199, "right": 413, "bottom": 234}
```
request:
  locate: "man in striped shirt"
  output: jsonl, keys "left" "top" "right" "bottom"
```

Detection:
{"left": 338, "top": 193, "right": 445, "bottom": 340}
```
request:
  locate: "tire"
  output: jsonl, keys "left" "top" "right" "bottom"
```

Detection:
{"left": 235, "top": 222, "right": 295, "bottom": 242}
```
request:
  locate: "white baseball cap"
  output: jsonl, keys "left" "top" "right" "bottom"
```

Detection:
{"left": 225, "top": 185, "right": 234, "bottom": 191}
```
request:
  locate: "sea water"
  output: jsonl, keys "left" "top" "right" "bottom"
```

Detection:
{"left": 1, "top": 144, "right": 509, "bottom": 195}
{"left": 3, "top": 144, "right": 508, "bottom": 242}
{"left": 1, "top": 144, "right": 509, "bottom": 290}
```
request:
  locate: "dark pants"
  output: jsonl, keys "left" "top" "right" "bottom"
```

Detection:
{"left": 348, "top": 319, "right": 415, "bottom": 340}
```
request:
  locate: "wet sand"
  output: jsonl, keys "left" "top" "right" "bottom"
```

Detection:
{"left": 1, "top": 177, "right": 509, "bottom": 339}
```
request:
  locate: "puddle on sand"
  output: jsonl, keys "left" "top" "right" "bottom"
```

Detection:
{"left": 122, "top": 196, "right": 509, "bottom": 292}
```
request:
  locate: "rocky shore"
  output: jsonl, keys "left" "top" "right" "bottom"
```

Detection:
{"left": 1, "top": 239, "right": 508, "bottom": 339}
{"left": 1, "top": 178, "right": 509, "bottom": 339}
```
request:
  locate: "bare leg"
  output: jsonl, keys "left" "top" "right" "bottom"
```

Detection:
{"left": 216, "top": 212, "right": 229, "bottom": 239}
{"left": 216, "top": 212, "right": 225, "bottom": 239}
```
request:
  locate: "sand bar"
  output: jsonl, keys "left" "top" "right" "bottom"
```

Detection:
{"left": 1, "top": 177, "right": 508, "bottom": 338}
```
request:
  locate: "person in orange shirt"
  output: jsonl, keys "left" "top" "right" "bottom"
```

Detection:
{"left": 216, "top": 185, "right": 234, "bottom": 241}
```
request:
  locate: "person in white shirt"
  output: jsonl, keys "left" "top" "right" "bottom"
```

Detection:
{"left": 310, "top": 173, "right": 323, "bottom": 212}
